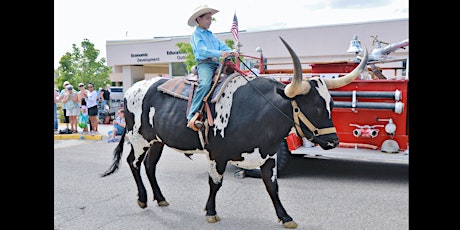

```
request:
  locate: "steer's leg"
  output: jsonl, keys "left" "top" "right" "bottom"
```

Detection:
{"left": 144, "top": 141, "right": 169, "bottom": 206}
{"left": 204, "top": 158, "right": 227, "bottom": 223}
{"left": 127, "top": 147, "right": 148, "bottom": 208}
{"left": 260, "top": 157, "right": 298, "bottom": 228}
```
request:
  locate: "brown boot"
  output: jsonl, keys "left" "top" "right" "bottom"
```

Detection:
{"left": 187, "top": 113, "right": 203, "bottom": 131}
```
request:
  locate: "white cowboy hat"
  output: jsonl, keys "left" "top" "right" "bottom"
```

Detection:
{"left": 187, "top": 4, "right": 219, "bottom": 27}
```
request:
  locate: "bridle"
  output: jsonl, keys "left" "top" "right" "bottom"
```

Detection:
{"left": 291, "top": 100, "right": 336, "bottom": 141}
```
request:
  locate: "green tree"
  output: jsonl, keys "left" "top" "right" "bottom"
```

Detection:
{"left": 176, "top": 39, "right": 237, "bottom": 73}
{"left": 54, "top": 38, "right": 112, "bottom": 91}
{"left": 176, "top": 42, "right": 196, "bottom": 73}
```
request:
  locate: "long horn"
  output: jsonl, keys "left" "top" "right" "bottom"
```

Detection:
{"left": 323, "top": 46, "right": 369, "bottom": 89}
{"left": 280, "top": 37, "right": 311, "bottom": 98}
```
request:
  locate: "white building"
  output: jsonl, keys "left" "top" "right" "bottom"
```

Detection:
{"left": 106, "top": 18, "right": 408, "bottom": 90}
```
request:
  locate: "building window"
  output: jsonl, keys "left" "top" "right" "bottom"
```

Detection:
{"left": 171, "top": 62, "right": 187, "bottom": 77}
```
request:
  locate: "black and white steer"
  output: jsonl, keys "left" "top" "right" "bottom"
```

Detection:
{"left": 101, "top": 37, "right": 368, "bottom": 229}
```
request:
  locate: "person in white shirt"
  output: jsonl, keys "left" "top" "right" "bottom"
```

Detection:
{"left": 85, "top": 82, "right": 99, "bottom": 135}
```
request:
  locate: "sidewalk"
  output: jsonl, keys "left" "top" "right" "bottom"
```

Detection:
{"left": 54, "top": 123, "right": 113, "bottom": 141}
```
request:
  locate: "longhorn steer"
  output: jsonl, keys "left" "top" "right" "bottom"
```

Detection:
{"left": 101, "top": 37, "right": 368, "bottom": 228}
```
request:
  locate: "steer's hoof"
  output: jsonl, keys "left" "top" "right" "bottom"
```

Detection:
{"left": 137, "top": 200, "right": 147, "bottom": 209}
{"left": 206, "top": 214, "right": 221, "bottom": 223}
{"left": 158, "top": 200, "right": 169, "bottom": 206}
{"left": 283, "top": 220, "right": 298, "bottom": 229}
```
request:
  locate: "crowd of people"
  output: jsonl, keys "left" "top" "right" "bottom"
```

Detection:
{"left": 54, "top": 81, "right": 126, "bottom": 143}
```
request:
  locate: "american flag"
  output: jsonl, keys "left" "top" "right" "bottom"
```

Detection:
{"left": 230, "top": 12, "right": 238, "bottom": 41}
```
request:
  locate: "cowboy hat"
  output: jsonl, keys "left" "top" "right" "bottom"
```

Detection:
{"left": 187, "top": 5, "right": 219, "bottom": 27}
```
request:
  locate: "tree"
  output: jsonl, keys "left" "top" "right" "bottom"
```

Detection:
{"left": 54, "top": 38, "right": 112, "bottom": 91}
{"left": 176, "top": 39, "right": 236, "bottom": 73}
{"left": 176, "top": 42, "right": 196, "bottom": 73}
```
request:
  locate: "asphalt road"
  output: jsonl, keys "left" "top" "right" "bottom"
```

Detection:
{"left": 54, "top": 138, "right": 408, "bottom": 230}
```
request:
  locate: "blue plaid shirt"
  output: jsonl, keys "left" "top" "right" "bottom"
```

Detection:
{"left": 190, "top": 27, "right": 232, "bottom": 61}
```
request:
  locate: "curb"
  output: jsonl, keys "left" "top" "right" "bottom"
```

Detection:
{"left": 54, "top": 134, "right": 103, "bottom": 140}
{"left": 55, "top": 123, "right": 113, "bottom": 141}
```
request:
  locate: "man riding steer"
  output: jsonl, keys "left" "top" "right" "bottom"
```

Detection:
{"left": 186, "top": 4, "right": 239, "bottom": 131}
{"left": 101, "top": 30, "right": 369, "bottom": 228}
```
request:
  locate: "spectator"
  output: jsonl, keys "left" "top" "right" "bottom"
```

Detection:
{"left": 108, "top": 108, "right": 126, "bottom": 143}
{"left": 100, "top": 83, "right": 111, "bottom": 113}
{"left": 77, "top": 83, "right": 89, "bottom": 134}
{"left": 58, "top": 81, "right": 71, "bottom": 130}
{"left": 54, "top": 88, "right": 59, "bottom": 131}
{"left": 61, "top": 85, "right": 80, "bottom": 133}
{"left": 86, "top": 82, "right": 99, "bottom": 135}
{"left": 186, "top": 4, "right": 239, "bottom": 130}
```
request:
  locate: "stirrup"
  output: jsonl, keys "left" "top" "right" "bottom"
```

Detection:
{"left": 187, "top": 113, "right": 203, "bottom": 131}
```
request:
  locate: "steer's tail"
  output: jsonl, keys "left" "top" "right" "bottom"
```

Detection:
{"left": 100, "top": 128, "right": 127, "bottom": 177}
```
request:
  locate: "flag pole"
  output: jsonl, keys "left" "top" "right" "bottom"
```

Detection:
{"left": 236, "top": 40, "right": 242, "bottom": 68}
{"left": 231, "top": 11, "right": 241, "bottom": 67}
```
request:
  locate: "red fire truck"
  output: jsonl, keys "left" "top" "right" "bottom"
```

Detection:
{"left": 232, "top": 35, "right": 409, "bottom": 174}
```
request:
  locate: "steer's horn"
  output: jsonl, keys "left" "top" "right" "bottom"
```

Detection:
{"left": 280, "top": 37, "right": 311, "bottom": 98}
{"left": 323, "top": 47, "right": 369, "bottom": 89}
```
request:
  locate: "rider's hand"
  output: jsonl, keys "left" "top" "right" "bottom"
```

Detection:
{"left": 221, "top": 51, "right": 232, "bottom": 58}
{"left": 221, "top": 51, "right": 239, "bottom": 58}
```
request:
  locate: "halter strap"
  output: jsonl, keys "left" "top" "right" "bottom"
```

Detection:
{"left": 291, "top": 100, "right": 337, "bottom": 138}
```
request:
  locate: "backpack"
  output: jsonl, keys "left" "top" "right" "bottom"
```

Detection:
{"left": 59, "top": 128, "right": 72, "bottom": 134}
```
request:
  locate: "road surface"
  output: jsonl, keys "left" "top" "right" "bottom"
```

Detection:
{"left": 54, "top": 138, "right": 408, "bottom": 229}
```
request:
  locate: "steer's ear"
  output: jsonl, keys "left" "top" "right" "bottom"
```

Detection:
{"left": 276, "top": 87, "right": 291, "bottom": 99}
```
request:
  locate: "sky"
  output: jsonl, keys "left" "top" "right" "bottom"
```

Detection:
{"left": 54, "top": 0, "right": 408, "bottom": 69}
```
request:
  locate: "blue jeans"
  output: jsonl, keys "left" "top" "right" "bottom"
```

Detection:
{"left": 54, "top": 103, "right": 58, "bottom": 130}
{"left": 187, "top": 62, "right": 219, "bottom": 120}
{"left": 100, "top": 100, "right": 109, "bottom": 111}
{"left": 114, "top": 124, "right": 124, "bottom": 135}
